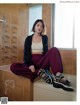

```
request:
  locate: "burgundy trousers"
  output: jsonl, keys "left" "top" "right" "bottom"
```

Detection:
{"left": 10, "top": 47, "right": 63, "bottom": 82}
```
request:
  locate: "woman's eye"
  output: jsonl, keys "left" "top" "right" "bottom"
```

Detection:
{"left": 37, "top": 24, "right": 43, "bottom": 28}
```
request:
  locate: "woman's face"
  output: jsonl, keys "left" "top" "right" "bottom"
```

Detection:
{"left": 34, "top": 22, "right": 44, "bottom": 34}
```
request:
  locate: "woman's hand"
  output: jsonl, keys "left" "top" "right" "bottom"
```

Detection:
{"left": 29, "top": 65, "right": 35, "bottom": 72}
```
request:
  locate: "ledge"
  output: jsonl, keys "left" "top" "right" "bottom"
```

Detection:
{"left": 33, "top": 74, "right": 76, "bottom": 101}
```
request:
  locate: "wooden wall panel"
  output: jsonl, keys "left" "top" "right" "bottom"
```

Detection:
{"left": 42, "top": 4, "right": 51, "bottom": 48}
{"left": 0, "top": 4, "right": 29, "bottom": 65}
{"left": 59, "top": 49, "right": 76, "bottom": 75}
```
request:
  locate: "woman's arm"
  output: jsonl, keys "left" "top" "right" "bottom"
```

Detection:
{"left": 24, "top": 36, "right": 36, "bottom": 72}
{"left": 43, "top": 35, "right": 48, "bottom": 54}
{"left": 24, "top": 36, "right": 32, "bottom": 65}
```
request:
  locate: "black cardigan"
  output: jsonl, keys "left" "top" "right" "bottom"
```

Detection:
{"left": 24, "top": 34, "right": 48, "bottom": 66}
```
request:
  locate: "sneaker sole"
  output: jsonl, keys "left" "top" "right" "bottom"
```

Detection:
{"left": 53, "top": 81, "right": 74, "bottom": 91}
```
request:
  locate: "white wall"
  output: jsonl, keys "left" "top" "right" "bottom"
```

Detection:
{"left": 29, "top": 5, "right": 42, "bottom": 35}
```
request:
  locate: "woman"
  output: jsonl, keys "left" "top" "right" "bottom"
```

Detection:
{"left": 10, "top": 19, "right": 73, "bottom": 91}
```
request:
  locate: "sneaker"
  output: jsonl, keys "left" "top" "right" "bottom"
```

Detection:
{"left": 38, "top": 69, "right": 54, "bottom": 84}
{"left": 53, "top": 72, "right": 74, "bottom": 91}
{"left": 53, "top": 80, "right": 74, "bottom": 91}
{"left": 55, "top": 72, "right": 71, "bottom": 86}
{"left": 45, "top": 69, "right": 56, "bottom": 82}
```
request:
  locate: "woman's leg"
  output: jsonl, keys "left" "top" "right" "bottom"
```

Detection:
{"left": 10, "top": 63, "right": 38, "bottom": 82}
{"left": 36, "top": 47, "right": 63, "bottom": 74}
{"left": 36, "top": 47, "right": 63, "bottom": 84}
{"left": 36, "top": 48, "right": 74, "bottom": 91}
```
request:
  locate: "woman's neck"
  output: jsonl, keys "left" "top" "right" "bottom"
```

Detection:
{"left": 34, "top": 32, "right": 41, "bottom": 37}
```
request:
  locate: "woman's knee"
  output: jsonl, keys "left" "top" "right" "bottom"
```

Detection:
{"left": 10, "top": 63, "right": 17, "bottom": 72}
{"left": 10, "top": 63, "right": 22, "bottom": 72}
{"left": 49, "top": 47, "right": 59, "bottom": 53}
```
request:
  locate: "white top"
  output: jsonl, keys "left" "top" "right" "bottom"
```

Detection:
{"left": 31, "top": 41, "right": 43, "bottom": 53}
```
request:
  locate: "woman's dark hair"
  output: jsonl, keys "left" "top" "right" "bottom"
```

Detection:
{"left": 32, "top": 19, "right": 45, "bottom": 34}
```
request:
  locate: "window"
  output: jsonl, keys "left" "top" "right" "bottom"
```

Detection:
{"left": 52, "top": 4, "right": 76, "bottom": 48}
{"left": 29, "top": 5, "right": 42, "bottom": 35}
